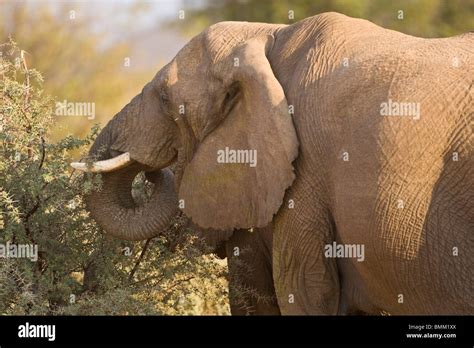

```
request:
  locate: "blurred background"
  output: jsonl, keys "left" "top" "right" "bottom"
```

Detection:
{"left": 1, "top": 0, "right": 473, "bottom": 141}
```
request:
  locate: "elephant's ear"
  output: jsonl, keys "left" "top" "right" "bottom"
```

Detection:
{"left": 179, "top": 35, "right": 299, "bottom": 230}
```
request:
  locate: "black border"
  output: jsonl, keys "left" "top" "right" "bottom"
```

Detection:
{"left": 0, "top": 315, "right": 472, "bottom": 346}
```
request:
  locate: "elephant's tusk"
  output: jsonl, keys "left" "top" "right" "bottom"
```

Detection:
{"left": 70, "top": 152, "right": 134, "bottom": 173}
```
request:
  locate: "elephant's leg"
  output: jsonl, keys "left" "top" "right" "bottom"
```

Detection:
{"left": 225, "top": 227, "right": 280, "bottom": 315}
{"left": 273, "top": 182, "right": 340, "bottom": 315}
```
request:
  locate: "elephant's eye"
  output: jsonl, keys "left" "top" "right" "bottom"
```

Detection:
{"left": 159, "top": 90, "right": 171, "bottom": 112}
{"left": 160, "top": 91, "right": 170, "bottom": 105}
{"left": 222, "top": 81, "right": 241, "bottom": 115}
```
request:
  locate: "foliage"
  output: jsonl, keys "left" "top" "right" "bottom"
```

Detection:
{"left": 0, "top": 41, "right": 229, "bottom": 315}
{"left": 176, "top": 0, "right": 474, "bottom": 37}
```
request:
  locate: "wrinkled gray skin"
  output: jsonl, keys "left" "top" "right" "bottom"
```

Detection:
{"left": 82, "top": 13, "right": 473, "bottom": 315}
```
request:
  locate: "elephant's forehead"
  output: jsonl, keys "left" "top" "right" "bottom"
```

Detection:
{"left": 167, "top": 36, "right": 206, "bottom": 86}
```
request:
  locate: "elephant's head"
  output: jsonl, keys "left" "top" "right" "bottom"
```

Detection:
{"left": 72, "top": 22, "right": 299, "bottom": 241}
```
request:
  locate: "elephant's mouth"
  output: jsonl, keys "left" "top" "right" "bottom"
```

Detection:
{"left": 71, "top": 152, "right": 179, "bottom": 241}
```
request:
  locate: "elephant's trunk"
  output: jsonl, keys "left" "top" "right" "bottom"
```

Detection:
{"left": 85, "top": 164, "right": 178, "bottom": 241}
{"left": 75, "top": 123, "right": 178, "bottom": 241}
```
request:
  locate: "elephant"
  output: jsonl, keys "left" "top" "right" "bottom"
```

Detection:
{"left": 72, "top": 12, "right": 473, "bottom": 315}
